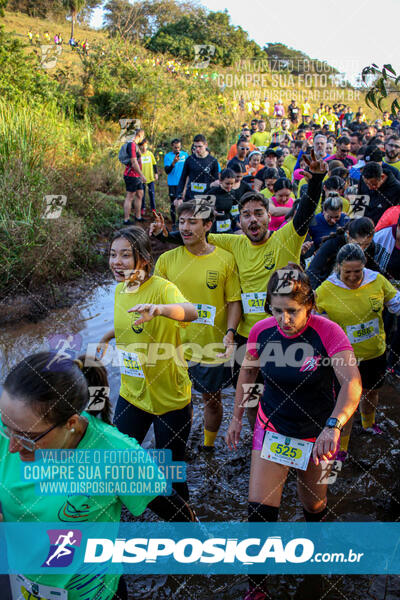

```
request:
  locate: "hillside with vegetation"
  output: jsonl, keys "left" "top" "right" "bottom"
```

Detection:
{"left": 0, "top": 1, "right": 373, "bottom": 299}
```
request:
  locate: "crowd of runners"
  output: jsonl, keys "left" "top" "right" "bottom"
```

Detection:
{"left": 2, "top": 102, "right": 400, "bottom": 599}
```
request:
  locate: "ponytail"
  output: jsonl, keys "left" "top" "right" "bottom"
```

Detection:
{"left": 4, "top": 352, "right": 113, "bottom": 426}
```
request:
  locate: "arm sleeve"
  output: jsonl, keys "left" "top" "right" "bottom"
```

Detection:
{"left": 224, "top": 256, "right": 242, "bottom": 302}
{"left": 246, "top": 323, "right": 261, "bottom": 358}
{"left": 151, "top": 152, "right": 156, "bottom": 165}
{"left": 212, "top": 158, "right": 220, "bottom": 180}
{"left": 153, "top": 255, "right": 166, "bottom": 279}
{"left": 293, "top": 172, "right": 325, "bottom": 236}
{"left": 155, "top": 230, "right": 184, "bottom": 245}
{"left": 207, "top": 233, "right": 237, "bottom": 252}
{"left": 316, "top": 317, "right": 353, "bottom": 357}
{"left": 306, "top": 238, "right": 337, "bottom": 290}
{"left": 153, "top": 165, "right": 158, "bottom": 175}
{"left": 177, "top": 157, "right": 190, "bottom": 196}
{"left": 164, "top": 154, "right": 174, "bottom": 175}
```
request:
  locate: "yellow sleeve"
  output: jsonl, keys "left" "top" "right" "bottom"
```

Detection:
{"left": 163, "top": 280, "right": 189, "bottom": 304}
{"left": 208, "top": 233, "right": 237, "bottom": 253}
{"left": 224, "top": 255, "right": 242, "bottom": 302}
{"left": 341, "top": 196, "right": 350, "bottom": 214}
{"left": 250, "top": 134, "right": 257, "bottom": 145}
{"left": 282, "top": 165, "right": 291, "bottom": 179}
{"left": 154, "top": 255, "right": 167, "bottom": 280}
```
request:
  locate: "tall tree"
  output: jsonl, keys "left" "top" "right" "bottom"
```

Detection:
{"left": 62, "top": 0, "right": 86, "bottom": 39}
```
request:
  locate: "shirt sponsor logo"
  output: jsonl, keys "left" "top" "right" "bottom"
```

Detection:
{"left": 206, "top": 270, "right": 219, "bottom": 289}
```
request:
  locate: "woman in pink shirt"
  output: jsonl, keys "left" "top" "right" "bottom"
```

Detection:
{"left": 268, "top": 178, "right": 294, "bottom": 231}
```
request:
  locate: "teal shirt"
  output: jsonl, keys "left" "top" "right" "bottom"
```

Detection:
{"left": 0, "top": 413, "right": 158, "bottom": 599}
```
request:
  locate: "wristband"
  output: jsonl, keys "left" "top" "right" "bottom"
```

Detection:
{"left": 226, "top": 328, "right": 236, "bottom": 335}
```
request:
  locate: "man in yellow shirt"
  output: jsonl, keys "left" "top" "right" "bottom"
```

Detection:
{"left": 302, "top": 98, "right": 311, "bottom": 119}
{"left": 384, "top": 135, "right": 400, "bottom": 172}
{"left": 250, "top": 119, "right": 271, "bottom": 152}
{"left": 155, "top": 201, "right": 242, "bottom": 450}
{"left": 283, "top": 140, "right": 303, "bottom": 178}
{"left": 151, "top": 155, "right": 327, "bottom": 424}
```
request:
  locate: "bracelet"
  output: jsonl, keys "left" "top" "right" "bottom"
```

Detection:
{"left": 226, "top": 328, "right": 236, "bottom": 335}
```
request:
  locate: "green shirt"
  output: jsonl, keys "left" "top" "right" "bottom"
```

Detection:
{"left": 0, "top": 413, "right": 157, "bottom": 599}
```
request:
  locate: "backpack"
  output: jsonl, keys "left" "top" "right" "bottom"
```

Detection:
{"left": 118, "top": 141, "right": 133, "bottom": 165}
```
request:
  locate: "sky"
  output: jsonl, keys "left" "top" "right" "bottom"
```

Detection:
{"left": 90, "top": 0, "right": 400, "bottom": 83}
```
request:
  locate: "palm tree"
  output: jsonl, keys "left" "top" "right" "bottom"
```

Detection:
{"left": 63, "top": 0, "right": 86, "bottom": 40}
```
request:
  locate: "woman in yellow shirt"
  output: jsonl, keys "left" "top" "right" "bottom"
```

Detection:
{"left": 99, "top": 226, "right": 198, "bottom": 499}
{"left": 315, "top": 243, "right": 400, "bottom": 456}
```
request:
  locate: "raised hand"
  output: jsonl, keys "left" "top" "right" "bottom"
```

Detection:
{"left": 149, "top": 210, "right": 167, "bottom": 237}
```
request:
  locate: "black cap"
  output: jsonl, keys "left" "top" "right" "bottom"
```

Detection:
{"left": 364, "top": 146, "right": 384, "bottom": 162}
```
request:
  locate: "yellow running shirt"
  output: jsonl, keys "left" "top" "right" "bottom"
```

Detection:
{"left": 140, "top": 150, "right": 156, "bottom": 183}
{"left": 283, "top": 154, "right": 297, "bottom": 177}
{"left": 208, "top": 222, "right": 305, "bottom": 337}
{"left": 385, "top": 159, "right": 400, "bottom": 172}
{"left": 155, "top": 246, "right": 241, "bottom": 364}
{"left": 315, "top": 269, "right": 398, "bottom": 360}
{"left": 114, "top": 275, "right": 191, "bottom": 414}
{"left": 250, "top": 131, "right": 272, "bottom": 150}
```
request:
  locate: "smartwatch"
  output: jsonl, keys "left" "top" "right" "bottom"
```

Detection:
{"left": 226, "top": 328, "right": 237, "bottom": 335}
{"left": 325, "top": 417, "right": 343, "bottom": 431}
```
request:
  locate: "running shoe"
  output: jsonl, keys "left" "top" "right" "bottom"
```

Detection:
{"left": 243, "top": 588, "right": 267, "bottom": 600}
{"left": 363, "top": 423, "right": 383, "bottom": 435}
{"left": 123, "top": 219, "right": 133, "bottom": 225}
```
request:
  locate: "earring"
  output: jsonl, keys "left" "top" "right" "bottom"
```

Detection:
{"left": 70, "top": 428, "right": 75, "bottom": 433}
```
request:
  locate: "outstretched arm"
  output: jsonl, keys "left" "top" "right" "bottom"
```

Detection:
{"left": 293, "top": 150, "right": 327, "bottom": 237}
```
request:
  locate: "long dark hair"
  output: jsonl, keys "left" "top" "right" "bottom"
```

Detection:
{"left": 110, "top": 227, "right": 153, "bottom": 276}
{"left": 3, "top": 352, "right": 112, "bottom": 426}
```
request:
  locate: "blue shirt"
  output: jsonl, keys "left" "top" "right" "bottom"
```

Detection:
{"left": 164, "top": 151, "right": 189, "bottom": 186}
{"left": 309, "top": 212, "right": 349, "bottom": 248}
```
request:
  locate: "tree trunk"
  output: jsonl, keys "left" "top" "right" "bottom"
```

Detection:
{"left": 71, "top": 8, "right": 76, "bottom": 39}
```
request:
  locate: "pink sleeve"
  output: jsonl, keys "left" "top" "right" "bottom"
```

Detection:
{"left": 246, "top": 323, "right": 260, "bottom": 358}
{"left": 246, "top": 318, "right": 276, "bottom": 358}
{"left": 311, "top": 315, "right": 353, "bottom": 357}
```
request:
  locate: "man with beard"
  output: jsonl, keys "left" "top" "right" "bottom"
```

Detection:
{"left": 150, "top": 153, "right": 326, "bottom": 425}
{"left": 385, "top": 135, "right": 400, "bottom": 173}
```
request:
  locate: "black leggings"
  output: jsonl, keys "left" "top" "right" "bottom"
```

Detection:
{"left": 113, "top": 396, "right": 192, "bottom": 500}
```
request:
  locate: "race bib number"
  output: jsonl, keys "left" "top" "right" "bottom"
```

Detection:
{"left": 242, "top": 292, "right": 266, "bottom": 314}
{"left": 10, "top": 574, "right": 68, "bottom": 599}
{"left": 118, "top": 349, "right": 145, "bottom": 378}
{"left": 191, "top": 182, "right": 207, "bottom": 192}
{"left": 193, "top": 304, "right": 216, "bottom": 325}
{"left": 257, "top": 145, "right": 267, "bottom": 152}
{"left": 261, "top": 430, "right": 313, "bottom": 471}
{"left": 346, "top": 318, "right": 379, "bottom": 344}
{"left": 230, "top": 204, "right": 239, "bottom": 216}
{"left": 216, "top": 219, "right": 231, "bottom": 232}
